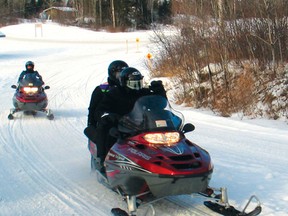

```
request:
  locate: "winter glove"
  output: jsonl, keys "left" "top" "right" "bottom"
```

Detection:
{"left": 149, "top": 80, "right": 166, "bottom": 97}
{"left": 100, "top": 113, "right": 120, "bottom": 126}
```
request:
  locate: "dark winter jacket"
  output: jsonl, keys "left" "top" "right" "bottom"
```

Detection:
{"left": 87, "top": 82, "right": 111, "bottom": 126}
{"left": 94, "top": 81, "right": 166, "bottom": 123}
{"left": 18, "top": 69, "right": 44, "bottom": 84}
{"left": 87, "top": 77, "right": 119, "bottom": 126}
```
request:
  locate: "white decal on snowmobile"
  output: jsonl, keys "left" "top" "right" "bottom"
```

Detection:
{"left": 162, "top": 145, "right": 184, "bottom": 155}
{"left": 128, "top": 148, "right": 151, "bottom": 160}
{"left": 108, "top": 152, "right": 125, "bottom": 161}
{"left": 155, "top": 120, "right": 167, "bottom": 127}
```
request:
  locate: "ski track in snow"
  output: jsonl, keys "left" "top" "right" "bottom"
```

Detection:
{"left": 0, "top": 23, "right": 287, "bottom": 216}
{"left": 1, "top": 118, "right": 108, "bottom": 215}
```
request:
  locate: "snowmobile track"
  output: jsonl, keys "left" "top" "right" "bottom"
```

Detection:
{"left": 4, "top": 119, "right": 107, "bottom": 215}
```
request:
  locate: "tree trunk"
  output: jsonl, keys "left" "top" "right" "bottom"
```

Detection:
{"left": 111, "top": 0, "right": 115, "bottom": 28}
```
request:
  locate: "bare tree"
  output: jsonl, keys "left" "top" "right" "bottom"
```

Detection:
{"left": 110, "top": 0, "right": 115, "bottom": 28}
{"left": 152, "top": 0, "right": 288, "bottom": 118}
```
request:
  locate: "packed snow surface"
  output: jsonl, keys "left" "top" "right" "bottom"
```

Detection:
{"left": 0, "top": 22, "right": 287, "bottom": 216}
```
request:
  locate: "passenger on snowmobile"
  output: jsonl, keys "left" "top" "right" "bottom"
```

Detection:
{"left": 18, "top": 61, "right": 44, "bottom": 85}
{"left": 87, "top": 60, "right": 129, "bottom": 127}
{"left": 85, "top": 60, "right": 129, "bottom": 172}
{"left": 92, "top": 67, "right": 166, "bottom": 172}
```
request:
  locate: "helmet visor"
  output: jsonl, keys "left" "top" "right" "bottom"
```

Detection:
{"left": 127, "top": 79, "right": 143, "bottom": 90}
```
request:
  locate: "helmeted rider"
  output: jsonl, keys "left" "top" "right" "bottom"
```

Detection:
{"left": 93, "top": 67, "right": 166, "bottom": 172}
{"left": 85, "top": 60, "right": 129, "bottom": 172}
{"left": 18, "top": 61, "right": 44, "bottom": 85}
{"left": 87, "top": 60, "right": 129, "bottom": 127}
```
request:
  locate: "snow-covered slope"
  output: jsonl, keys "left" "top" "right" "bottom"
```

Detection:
{"left": 0, "top": 23, "right": 287, "bottom": 216}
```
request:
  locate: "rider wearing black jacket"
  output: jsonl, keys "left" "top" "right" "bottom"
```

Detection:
{"left": 18, "top": 61, "right": 44, "bottom": 85}
{"left": 87, "top": 60, "right": 128, "bottom": 126}
{"left": 85, "top": 61, "right": 129, "bottom": 170}
{"left": 93, "top": 67, "right": 166, "bottom": 171}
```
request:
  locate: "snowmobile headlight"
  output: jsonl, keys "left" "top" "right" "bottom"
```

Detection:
{"left": 23, "top": 87, "right": 38, "bottom": 94}
{"left": 143, "top": 132, "right": 180, "bottom": 146}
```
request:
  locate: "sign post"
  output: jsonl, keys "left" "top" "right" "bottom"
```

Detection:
{"left": 146, "top": 53, "right": 153, "bottom": 71}
{"left": 35, "top": 23, "right": 43, "bottom": 37}
{"left": 136, "top": 38, "right": 140, "bottom": 52}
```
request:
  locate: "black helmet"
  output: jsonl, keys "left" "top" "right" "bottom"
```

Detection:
{"left": 25, "top": 61, "right": 34, "bottom": 70}
{"left": 119, "top": 67, "right": 144, "bottom": 90}
{"left": 108, "top": 60, "right": 128, "bottom": 84}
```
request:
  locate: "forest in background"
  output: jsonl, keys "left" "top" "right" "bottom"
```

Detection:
{"left": 0, "top": 0, "right": 287, "bottom": 120}
{"left": 150, "top": 0, "right": 287, "bottom": 120}
{"left": 0, "top": 0, "right": 171, "bottom": 29}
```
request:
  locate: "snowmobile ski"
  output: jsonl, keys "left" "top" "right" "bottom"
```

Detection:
{"left": 204, "top": 195, "right": 262, "bottom": 216}
{"left": 111, "top": 208, "right": 129, "bottom": 216}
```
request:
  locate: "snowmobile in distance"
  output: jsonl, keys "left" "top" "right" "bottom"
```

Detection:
{"left": 85, "top": 95, "right": 261, "bottom": 216}
{"left": 8, "top": 73, "right": 54, "bottom": 120}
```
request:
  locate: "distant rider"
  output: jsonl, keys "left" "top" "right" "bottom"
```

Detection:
{"left": 18, "top": 61, "right": 44, "bottom": 85}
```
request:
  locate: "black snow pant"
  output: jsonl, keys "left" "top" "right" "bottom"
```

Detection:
{"left": 84, "top": 121, "right": 117, "bottom": 163}
{"left": 94, "top": 121, "right": 116, "bottom": 163}
{"left": 84, "top": 125, "right": 98, "bottom": 144}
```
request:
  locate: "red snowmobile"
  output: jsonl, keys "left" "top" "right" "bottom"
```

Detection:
{"left": 85, "top": 95, "right": 261, "bottom": 216}
{"left": 8, "top": 73, "right": 54, "bottom": 120}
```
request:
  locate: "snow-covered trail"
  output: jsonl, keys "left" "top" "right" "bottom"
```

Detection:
{"left": 182, "top": 110, "right": 288, "bottom": 213}
{"left": 0, "top": 24, "right": 200, "bottom": 216}
{"left": 0, "top": 36, "right": 126, "bottom": 216}
{"left": 0, "top": 23, "right": 287, "bottom": 216}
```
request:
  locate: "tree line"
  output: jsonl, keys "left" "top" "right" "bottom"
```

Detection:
{"left": 0, "top": 0, "right": 171, "bottom": 29}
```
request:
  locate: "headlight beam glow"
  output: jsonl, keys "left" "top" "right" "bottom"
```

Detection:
{"left": 143, "top": 132, "right": 180, "bottom": 146}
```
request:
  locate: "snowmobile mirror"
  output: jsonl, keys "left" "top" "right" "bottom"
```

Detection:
{"left": 109, "top": 127, "right": 120, "bottom": 138}
{"left": 11, "top": 85, "right": 17, "bottom": 89}
{"left": 44, "top": 86, "right": 50, "bottom": 90}
{"left": 182, "top": 123, "right": 195, "bottom": 133}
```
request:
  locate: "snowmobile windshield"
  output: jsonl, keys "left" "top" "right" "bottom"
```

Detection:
{"left": 118, "top": 95, "right": 184, "bottom": 134}
{"left": 19, "top": 73, "right": 43, "bottom": 87}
